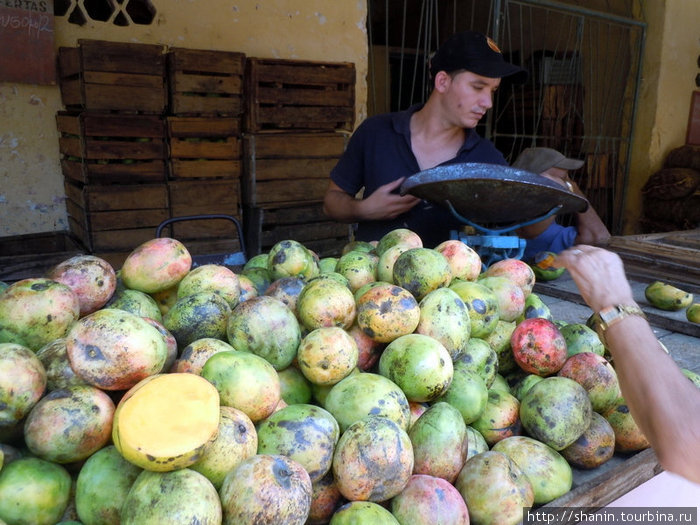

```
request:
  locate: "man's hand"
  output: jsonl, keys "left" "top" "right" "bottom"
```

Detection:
{"left": 553, "top": 245, "right": 635, "bottom": 312}
{"left": 323, "top": 178, "right": 421, "bottom": 223}
{"left": 359, "top": 177, "right": 422, "bottom": 220}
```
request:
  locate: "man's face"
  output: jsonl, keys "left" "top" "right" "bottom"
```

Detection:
{"left": 439, "top": 70, "right": 501, "bottom": 128}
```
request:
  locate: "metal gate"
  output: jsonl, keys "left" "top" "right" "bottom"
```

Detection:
{"left": 367, "top": 0, "right": 646, "bottom": 235}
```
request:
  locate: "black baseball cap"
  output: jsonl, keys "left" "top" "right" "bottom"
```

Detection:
{"left": 429, "top": 31, "right": 528, "bottom": 84}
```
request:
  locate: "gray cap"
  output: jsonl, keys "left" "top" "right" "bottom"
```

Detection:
{"left": 512, "top": 147, "right": 584, "bottom": 174}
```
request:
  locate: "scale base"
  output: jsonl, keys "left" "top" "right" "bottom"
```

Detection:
{"left": 451, "top": 230, "right": 526, "bottom": 269}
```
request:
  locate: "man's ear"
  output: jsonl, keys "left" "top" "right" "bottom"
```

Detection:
{"left": 433, "top": 70, "right": 451, "bottom": 93}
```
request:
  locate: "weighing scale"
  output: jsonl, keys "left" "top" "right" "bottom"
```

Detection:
{"left": 399, "top": 163, "right": 589, "bottom": 267}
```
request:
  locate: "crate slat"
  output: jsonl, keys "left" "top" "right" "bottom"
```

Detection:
{"left": 169, "top": 137, "right": 240, "bottom": 159}
{"left": 169, "top": 159, "right": 241, "bottom": 180}
{"left": 78, "top": 39, "right": 165, "bottom": 74}
{"left": 167, "top": 117, "right": 241, "bottom": 138}
{"left": 61, "top": 159, "right": 167, "bottom": 185}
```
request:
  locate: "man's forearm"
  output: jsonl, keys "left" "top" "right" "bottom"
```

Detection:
{"left": 605, "top": 315, "right": 700, "bottom": 483}
{"left": 323, "top": 188, "right": 364, "bottom": 223}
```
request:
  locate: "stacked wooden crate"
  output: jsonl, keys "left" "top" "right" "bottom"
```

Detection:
{"left": 242, "top": 58, "right": 355, "bottom": 257}
{"left": 164, "top": 48, "right": 246, "bottom": 259}
{"left": 57, "top": 39, "right": 169, "bottom": 268}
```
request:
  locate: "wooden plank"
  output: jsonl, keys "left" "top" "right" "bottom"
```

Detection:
{"left": 260, "top": 203, "right": 328, "bottom": 224}
{"left": 82, "top": 70, "right": 164, "bottom": 89}
{"left": 81, "top": 114, "right": 164, "bottom": 137}
{"left": 167, "top": 117, "right": 241, "bottom": 138}
{"left": 254, "top": 179, "right": 328, "bottom": 205}
{"left": 252, "top": 158, "right": 337, "bottom": 180}
{"left": 168, "top": 179, "right": 241, "bottom": 232}
{"left": 168, "top": 48, "right": 245, "bottom": 75}
{"left": 169, "top": 159, "right": 241, "bottom": 180}
{"left": 87, "top": 208, "right": 170, "bottom": 232}
{"left": 81, "top": 184, "right": 169, "bottom": 212}
{"left": 78, "top": 39, "right": 165, "bottom": 74}
{"left": 173, "top": 75, "right": 243, "bottom": 94}
{"left": 82, "top": 84, "right": 166, "bottom": 114}
{"left": 61, "top": 159, "right": 167, "bottom": 185}
{"left": 90, "top": 228, "right": 159, "bottom": 252}
{"left": 170, "top": 96, "right": 243, "bottom": 117}
{"left": 84, "top": 138, "right": 166, "bottom": 160}
{"left": 169, "top": 137, "right": 240, "bottom": 159}
{"left": 247, "top": 132, "right": 347, "bottom": 158}
{"left": 542, "top": 449, "right": 662, "bottom": 513}
{"left": 256, "top": 86, "right": 353, "bottom": 106}
{"left": 262, "top": 221, "right": 350, "bottom": 246}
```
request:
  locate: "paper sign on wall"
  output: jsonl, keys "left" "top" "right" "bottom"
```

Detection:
{"left": 0, "top": 1, "right": 56, "bottom": 85}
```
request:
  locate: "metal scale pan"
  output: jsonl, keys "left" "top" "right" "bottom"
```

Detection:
{"left": 399, "top": 162, "right": 588, "bottom": 227}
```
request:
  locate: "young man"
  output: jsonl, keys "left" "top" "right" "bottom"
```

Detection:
{"left": 512, "top": 147, "right": 610, "bottom": 261}
{"left": 322, "top": 31, "right": 528, "bottom": 248}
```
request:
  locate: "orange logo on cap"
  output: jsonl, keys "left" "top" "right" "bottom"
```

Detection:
{"left": 487, "top": 37, "right": 501, "bottom": 54}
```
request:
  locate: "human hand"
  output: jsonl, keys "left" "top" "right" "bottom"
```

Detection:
{"left": 553, "top": 245, "right": 635, "bottom": 312}
{"left": 360, "top": 177, "right": 422, "bottom": 220}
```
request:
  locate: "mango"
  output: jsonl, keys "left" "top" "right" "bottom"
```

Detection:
{"left": 645, "top": 280, "right": 693, "bottom": 311}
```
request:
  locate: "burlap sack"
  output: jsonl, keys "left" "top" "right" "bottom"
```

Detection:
{"left": 664, "top": 145, "right": 700, "bottom": 171}
{"left": 641, "top": 168, "right": 700, "bottom": 200}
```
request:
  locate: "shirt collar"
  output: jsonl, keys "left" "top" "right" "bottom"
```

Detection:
{"left": 391, "top": 103, "right": 482, "bottom": 155}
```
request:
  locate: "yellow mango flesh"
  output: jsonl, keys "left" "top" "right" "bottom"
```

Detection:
{"left": 113, "top": 373, "right": 220, "bottom": 472}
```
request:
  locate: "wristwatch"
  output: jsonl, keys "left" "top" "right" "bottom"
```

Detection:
{"left": 595, "top": 304, "right": 646, "bottom": 345}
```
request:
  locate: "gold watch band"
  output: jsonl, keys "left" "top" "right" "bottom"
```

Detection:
{"left": 595, "top": 304, "right": 646, "bottom": 345}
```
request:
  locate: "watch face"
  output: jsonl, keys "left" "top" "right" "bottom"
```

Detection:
{"left": 598, "top": 307, "right": 620, "bottom": 325}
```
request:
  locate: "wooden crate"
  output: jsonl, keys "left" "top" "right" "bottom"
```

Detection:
{"left": 242, "top": 131, "right": 347, "bottom": 207}
{"left": 64, "top": 180, "right": 169, "bottom": 252}
{"left": 57, "top": 112, "right": 167, "bottom": 185}
{"left": 167, "top": 48, "right": 245, "bottom": 116}
{"left": 167, "top": 179, "right": 242, "bottom": 239}
{"left": 245, "top": 58, "right": 355, "bottom": 132}
{"left": 244, "top": 202, "right": 351, "bottom": 258}
{"left": 167, "top": 117, "right": 242, "bottom": 180}
{"left": 58, "top": 39, "right": 166, "bottom": 114}
{"left": 0, "top": 232, "right": 86, "bottom": 283}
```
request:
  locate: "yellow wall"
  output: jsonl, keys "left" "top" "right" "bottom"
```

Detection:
{"left": 0, "top": 0, "right": 368, "bottom": 236}
{"left": 626, "top": 0, "right": 699, "bottom": 234}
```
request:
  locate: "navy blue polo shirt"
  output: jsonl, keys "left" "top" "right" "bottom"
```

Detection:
{"left": 330, "top": 104, "right": 508, "bottom": 248}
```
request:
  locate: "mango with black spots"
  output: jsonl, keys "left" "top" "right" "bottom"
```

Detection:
{"left": 324, "top": 372, "right": 411, "bottom": 432}
{"left": 408, "top": 402, "right": 468, "bottom": 483}
{"left": 332, "top": 415, "right": 413, "bottom": 502}
{"left": 645, "top": 280, "right": 693, "bottom": 311}
{"left": 560, "top": 411, "right": 615, "bottom": 469}
{"left": 378, "top": 333, "right": 453, "bottom": 403}
{"left": 220, "top": 454, "right": 312, "bottom": 525}
{"left": 121, "top": 468, "right": 221, "bottom": 524}
{"left": 448, "top": 279, "right": 499, "bottom": 338}
{"left": 257, "top": 403, "right": 339, "bottom": 483}
{"left": 392, "top": 247, "right": 452, "bottom": 301}
{"left": 520, "top": 376, "right": 592, "bottom": 451}
{"left": 492, "top": 435, "right": 572, "bottom": 504}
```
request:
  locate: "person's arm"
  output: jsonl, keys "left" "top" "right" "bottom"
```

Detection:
{"left": 566, "top": 178, "right": 611, "bottom": 246}
{"left": 322, "top": 178, "right": 421, "bottom": 223}
{"left": 554, "top": 245, "right": 700, "bottom": 483}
